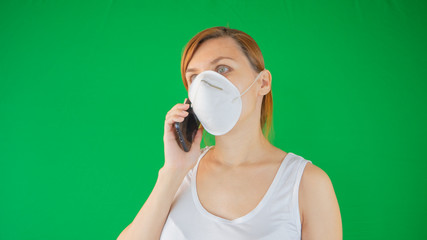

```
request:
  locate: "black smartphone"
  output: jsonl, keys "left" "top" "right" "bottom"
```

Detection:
{"left": 174, "top": 99, "right": 201, "bottom": 152}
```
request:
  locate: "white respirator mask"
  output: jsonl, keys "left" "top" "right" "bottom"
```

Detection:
{"left": 188, "top": 69, "right": 264, "bottom": 136}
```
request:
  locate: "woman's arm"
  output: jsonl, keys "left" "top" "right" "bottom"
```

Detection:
{"left": 116, "top": 166, "right": 187, "bottom": 240}
{"left": 117, "top": 101, "right": 203, "bottom": 240}
{"left": 300, "top": 163, "right": 343, "bottom": 240}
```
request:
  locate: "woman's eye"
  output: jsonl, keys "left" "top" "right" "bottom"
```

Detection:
{"left": 189, "top": 65, "right": 230, "bottom": 83}
{"left": 217, "top": 65, "right": 230, "bottom": 74}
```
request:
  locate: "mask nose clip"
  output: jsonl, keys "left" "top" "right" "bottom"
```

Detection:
{"left": 201, "top": 80, "right": 223, "bottom": 90}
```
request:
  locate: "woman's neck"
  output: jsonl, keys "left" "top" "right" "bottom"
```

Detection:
{"left": 211, "top": 114, "right": 272, "bottom": 167}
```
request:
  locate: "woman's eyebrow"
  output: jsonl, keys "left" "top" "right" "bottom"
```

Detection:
{"left": 186, "top": 56, "right": 235, "bottom": 73}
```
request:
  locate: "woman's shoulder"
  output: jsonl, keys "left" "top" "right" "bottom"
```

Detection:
{"left": 299, "top": 160, "right": 340, "bottom": 230}
{"left": 298, "top": 154, "right": 331, "bottom": 195}
{"left": 200, "top": 145, "right": 212, "bottom": 152}
{"left": 299, "top": 160, "right": 342, "bottom": 237}
{"left": 272, "top": 148, "right": 330, "bottom": 192}
{"left": 301, "top": 162, "right": 330, "bottom": 185}
{"left": 187, "top": 145, "right": 213, "bottom": 174}
{"left": 199, "top": 145, "right": 213, "bottom": 156}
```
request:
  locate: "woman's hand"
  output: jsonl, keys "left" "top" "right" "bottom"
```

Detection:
{"left": 163, "top": 98, "right": 203, "bottom": 174}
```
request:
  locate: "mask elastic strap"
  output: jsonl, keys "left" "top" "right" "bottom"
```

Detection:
{"left": 232, "top": 70, "right": 264, "bottom": 102}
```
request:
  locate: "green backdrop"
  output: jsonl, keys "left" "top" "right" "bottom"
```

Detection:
{"left": 1, "top": 0, "right": 426, "bottom": 239}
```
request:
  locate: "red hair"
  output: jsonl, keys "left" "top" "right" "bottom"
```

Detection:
{"left": 180, "top": 26, "right": 274, "bottom": 142}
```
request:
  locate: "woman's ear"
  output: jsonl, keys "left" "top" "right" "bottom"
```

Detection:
{"left": 258, "top": 69, "right": 272, "bottom": 96}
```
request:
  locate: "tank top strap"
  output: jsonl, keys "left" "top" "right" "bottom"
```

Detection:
{"left": 189, "top": 145, "right": 213, "bottom": 178}
{"left": 267, "top": 152, "right": 312, "bottom": 233}
{"left": 200, "top": 145, "right": 213, "bottom": 156}
{"left": 290, "top": 154, "right": 312, "bottom": 233}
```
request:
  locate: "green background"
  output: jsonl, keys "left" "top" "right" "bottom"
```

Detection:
{"left": 1, "top": 0, "right": 426, "bottom": 239}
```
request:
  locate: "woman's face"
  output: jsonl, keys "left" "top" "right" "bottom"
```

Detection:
{"left": 185, "top": 36, "right": 270, "bottom": 132}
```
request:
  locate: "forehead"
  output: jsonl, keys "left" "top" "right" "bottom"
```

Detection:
{"left": 187, "top": 37, "right": 245, "bottom": 68}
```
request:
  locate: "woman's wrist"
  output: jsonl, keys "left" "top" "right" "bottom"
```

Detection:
{"left": 158, "top": 165, "right": 189, "bottom": 182}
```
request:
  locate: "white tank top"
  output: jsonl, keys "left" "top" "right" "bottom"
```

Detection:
{"left": 160, "top": 145, "right": 312, "bottom": 240}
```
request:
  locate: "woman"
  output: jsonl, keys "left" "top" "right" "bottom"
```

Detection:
{"left": 117, "top": 26, "right": 342, "bottom": 240}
